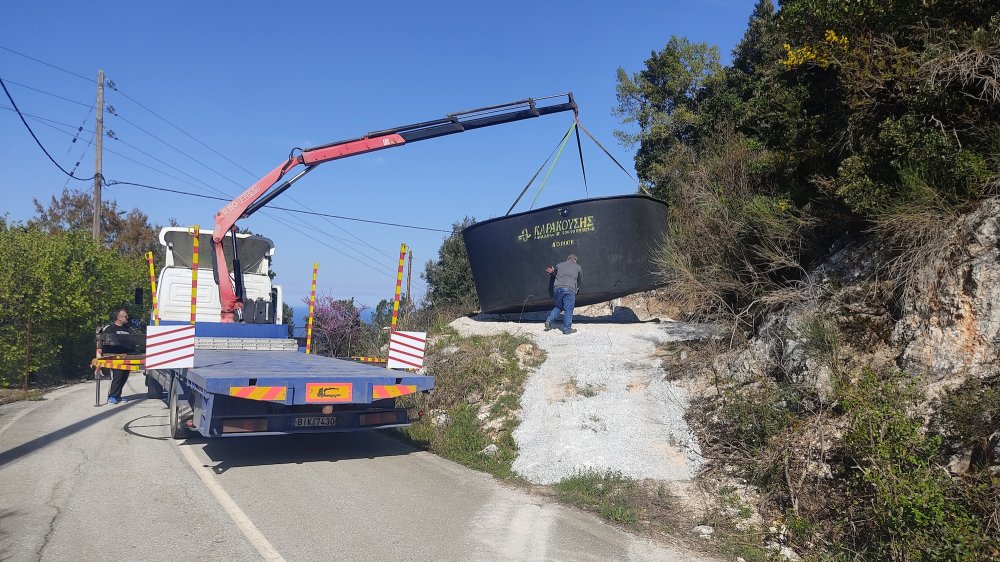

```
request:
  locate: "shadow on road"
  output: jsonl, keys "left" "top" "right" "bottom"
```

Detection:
{"left": 473, "top": 306, "right": 659, "bottom": 324}
{"left": 195, "top": 430, "right": 418, "bottom": 473}
{"left": 0, "top": 395, "right": 144, "bottom": 469}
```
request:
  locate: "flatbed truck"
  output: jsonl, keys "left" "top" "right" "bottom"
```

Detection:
{"left": 98, "top": 94, "right": 577, "bottom": 439}
{"left": 143, "top": 324, "right": 434, "bottom": 439}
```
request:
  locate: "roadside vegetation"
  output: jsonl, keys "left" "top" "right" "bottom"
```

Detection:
{"left": 397, "top": 324, "right": 542, "bottom": 480}
{"left": 0, "top": 190, "right": 159, "bottom": 389}
{"left": 612, "top": 0, "right": 1000, "bottom": 558}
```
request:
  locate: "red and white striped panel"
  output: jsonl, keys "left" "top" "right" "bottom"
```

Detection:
{"left": 387, "top": 331, "right": 426, "bottom": 370}
{"left": 144, "top": 325, "right": 195, "bottom": 369}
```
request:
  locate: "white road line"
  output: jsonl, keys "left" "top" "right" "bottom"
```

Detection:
{"left": 177, "top": 444, "right": 286, "bottom": 561}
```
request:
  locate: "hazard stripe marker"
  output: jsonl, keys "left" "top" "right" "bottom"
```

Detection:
{"left": 387, "top": 331, "right": 426, "bottom": 371}
{"left": 229, "top": 386, "right": 288, "bottom": 401}
{"left": 372, "top": 384, "right": 418, "bottom": 399}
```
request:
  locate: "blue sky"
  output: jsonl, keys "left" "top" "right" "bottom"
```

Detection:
{"left": 2, "top": 0, "right": 758, "bottom": 323}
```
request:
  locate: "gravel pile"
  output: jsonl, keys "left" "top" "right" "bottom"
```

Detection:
{"left": 450, "top": 311, "right": 714, "bottom": 485}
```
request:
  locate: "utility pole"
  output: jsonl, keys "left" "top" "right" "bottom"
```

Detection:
{"left": 92, "top": 69, "right": 104, "bottom": 241}
{"left": 406, "top": 249, "right": 413, "bottom": 308}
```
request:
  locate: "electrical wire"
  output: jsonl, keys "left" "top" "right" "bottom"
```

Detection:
{"left": 2, "top": 107, "right": 448, "bottom": 236}
{"left": 105, "top": 181, "right": 450, "bottom": 232}
{"left": 0, "top": 77, "right": 96, "bottom": 181}
{"left": 0, "top": 48, "right": 446, "bottom": 290}
{"left": 0, "top": 77, "right": 92, "bottom": 107}
{"left": 0, "top": 45, "right": 93, "bottom": 82}
{"left": 103, "top": 87, "right": 402, "bottom": 263}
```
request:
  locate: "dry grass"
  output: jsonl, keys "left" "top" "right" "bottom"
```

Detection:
{"left": 652, "top": 130, "right": 817, "bottom": 334}
{"left": 0, "top": 388, "right": 47, "bottom": 405}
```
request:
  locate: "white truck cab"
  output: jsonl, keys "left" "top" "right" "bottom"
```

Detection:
{"left": 156, "top": 227, "right": 283, "bottom": 324}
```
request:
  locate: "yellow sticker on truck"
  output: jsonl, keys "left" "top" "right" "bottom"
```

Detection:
{"left": 305, "top": 382, "right": 353, "bottom": 403}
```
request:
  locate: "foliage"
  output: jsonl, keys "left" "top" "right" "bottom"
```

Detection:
{"left": 0, "top": 223, "right": 144, "bottom": 387}
{"left": 709, "top": 378, "right": 795, "bottom": 458}
{"left": 651, "top": 129, "right": 817, "bottom": 326}
{"left": 422, "top": 217, "right": 478, "bottom": 311}
{"left": 932, "top": 374, "right": 1000, "bottom": 470}
{"left": 398, "top": 329, "right": 539, "bottom": 480}
{"left": 404, "top": 404, "right": 517, "bottom": 479}
{"left": 832, "top": 368, "right": 993, "bottom": 561}
{"left": 281, "top": 302, "right": 295, "bottom": 338}
{"left": 30, "top": 188, "right": 164, "bottom": 260}
{"left": 608, "top": 3, "right": 1000, "bottom": 557}
{"left": 305, "top": 293, "right": 374, "bottom": 358}
{"left": 614, "top": 36, "right": 723, "bottom": 199}
{"left": 554, "top": 471, "right": 642, "bottom": 525}
{"left": 617, "top": 0, "right": 1000, "bottom": 326}
{"left": 370, "top": 296, "right": 413, "bottom": 331}
{"left": 0, "top": 388, "right": 46, "bottom": 405}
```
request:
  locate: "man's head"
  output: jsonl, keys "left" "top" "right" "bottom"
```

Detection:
{"left": 112, "top": 308, "right": 129, "bottom": 326}
{"left": 567, "top": 254, "right": 578, "bottom": 262}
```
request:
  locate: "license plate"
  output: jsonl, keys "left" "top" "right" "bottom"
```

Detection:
{"left": 294, "top": 416, "right": 336, "bottom": 427}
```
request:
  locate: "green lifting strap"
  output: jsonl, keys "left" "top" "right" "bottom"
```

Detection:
{"left": 529, "top": 121, "right": 577, "bottom": 209}
{"left": 505, "top": 121, "right": 577, "bottom": 215}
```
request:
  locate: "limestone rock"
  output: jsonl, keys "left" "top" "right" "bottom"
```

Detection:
{"left": 893, "top": 198, "right": 1000, "bottom": 379}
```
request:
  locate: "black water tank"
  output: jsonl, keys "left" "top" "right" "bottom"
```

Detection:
{"left": 462, "top": 194, "right": 669, "bottom": 313}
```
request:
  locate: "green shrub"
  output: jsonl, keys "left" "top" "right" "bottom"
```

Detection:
{"left": 834, "top": 368, "right": 991, "bottom": 561}
{"left": 0, "top": 224, "right": 142, "bottom": 387}
{"left": 711, "top": 379, "right": 795, "bottom": 456}
{"left": 933, "top": 374, "right": 1000, "bottom": 470}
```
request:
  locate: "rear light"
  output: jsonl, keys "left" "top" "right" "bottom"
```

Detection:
{"left": 359, "top": 412, "right": 400, "bottom": 426}
{"left": 222, "top": 418, "right": 268, "bottom": 433}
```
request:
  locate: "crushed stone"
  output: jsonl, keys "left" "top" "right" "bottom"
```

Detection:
{"left": 450, "top": 311, "right": 714, "bottom": 485}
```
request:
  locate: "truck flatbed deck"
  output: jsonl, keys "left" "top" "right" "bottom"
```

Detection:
{"left": 186, "top": 349, "right": 434, "bottom": 404}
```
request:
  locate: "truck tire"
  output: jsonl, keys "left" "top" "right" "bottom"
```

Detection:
{"left": 169, "top": 379, "right": 194, "bottom": 439}
{"left": 146, "top": 375, "right": 164, "bottom": 399}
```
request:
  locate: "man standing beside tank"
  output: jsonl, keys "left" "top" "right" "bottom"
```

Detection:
{"left": 544, "top": 254, "right": 582, "bottom": 335}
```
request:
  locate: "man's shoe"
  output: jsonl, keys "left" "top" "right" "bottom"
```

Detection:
{"left": 562, "top": 328, "right": 577, "bottom": 335}
{"left": 107, "top": 396, "right": 120, "bottom": 404}
{"left": 544, "top": 320, "right": 553, "bottom": 331}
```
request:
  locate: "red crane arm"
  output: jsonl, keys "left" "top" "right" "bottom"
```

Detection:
{"left": 210, "top": 94, "right": 577, "bottom": 322}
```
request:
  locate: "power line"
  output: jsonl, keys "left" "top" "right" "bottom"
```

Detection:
{"left": 0, "top": 77, "right": 92, "bottom": 107}
{"left": 3, "top": 108, "right": 448, "bottom": 235}
{"left": 106, "top": 106, "right": 245, "bottom": 189}
{"left": 0, "top": 53, "right": 434, "bottom": 275}
{"left": 63, "top": 106, "right": 96, "bottom": 188}
{"left": 0, "top": 77, "right": 96, "bottom": 181}
{"left": 0, "top": 45, "right": 92, "bottom": 82}
{"left": 105, "top": 181, "right": 450, "bottom": 232}
{"left": 103, "top": 83, "right": 404, "bottom": 263}
{"left": 0, "top": 54, "right": 437, "bottom": 280}
{"left": 105, "top": 81, "right": 258, "bottom": 178}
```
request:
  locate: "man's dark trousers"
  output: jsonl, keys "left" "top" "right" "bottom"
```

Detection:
{"left": 107, "top": 368, "right": 129, "bottom": 400}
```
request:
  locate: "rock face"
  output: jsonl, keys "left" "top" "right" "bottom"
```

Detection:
{"left": 893, "top": 198, "right": 1000, "bottom": 379}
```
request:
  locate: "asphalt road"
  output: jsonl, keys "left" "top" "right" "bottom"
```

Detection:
{"left": 0, "top": 378, "right": 718, "bottom": 561}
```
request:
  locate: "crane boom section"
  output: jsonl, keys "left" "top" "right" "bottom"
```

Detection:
{"left": 211, "top": 93, "right": 577, "bottom": 322}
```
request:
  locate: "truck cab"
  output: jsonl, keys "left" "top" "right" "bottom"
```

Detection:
{"left": 157, "top": 227, "right": 283, "bottom": 324}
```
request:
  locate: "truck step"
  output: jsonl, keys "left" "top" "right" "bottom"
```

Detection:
{"left": 194, "top": 337, "right": 298, "bottom": 351}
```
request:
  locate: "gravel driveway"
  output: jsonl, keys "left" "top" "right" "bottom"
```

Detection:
{"left": 451, "top": 310, "right": 713, "bottom": 484}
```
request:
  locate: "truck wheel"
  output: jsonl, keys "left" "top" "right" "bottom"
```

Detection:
{"left": 169, "top": 380, "right": 194, "bottom": 439}
{"left": 146, "top": 375, "right": 164, "bottom": 399}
